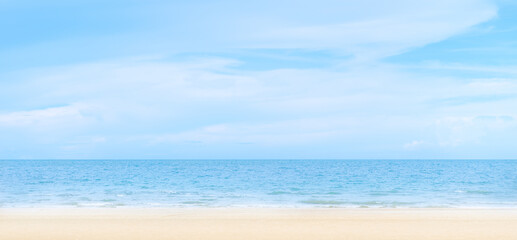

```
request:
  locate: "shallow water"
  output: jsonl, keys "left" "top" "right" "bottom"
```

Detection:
{"left": 1, "top": 160, "right": 516, "bottom": 208}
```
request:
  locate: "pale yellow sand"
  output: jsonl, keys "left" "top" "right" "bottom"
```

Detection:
{"left": 1, "top": 208, "right": 517, "bottom": 240}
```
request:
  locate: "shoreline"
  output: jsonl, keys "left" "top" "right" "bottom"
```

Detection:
{"left": 2, "top": 208, "right": 517, "bottom": 240}
{"left": 3, "top": 205, "right": 517, "bottom": 209}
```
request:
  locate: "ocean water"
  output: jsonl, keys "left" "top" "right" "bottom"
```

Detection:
{"left": 1, "top": 160, "right": 516, "bottom": 208}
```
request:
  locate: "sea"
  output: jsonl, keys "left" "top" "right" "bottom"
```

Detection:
{"left": 1, "top": 160, "right": 516, "bottom": 208}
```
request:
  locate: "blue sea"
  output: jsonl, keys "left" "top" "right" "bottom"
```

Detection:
{"left": 1, "top": 160, "right": 516, "bottom": 208}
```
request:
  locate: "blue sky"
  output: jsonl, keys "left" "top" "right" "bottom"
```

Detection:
{"left": 1, "top": 0, "right": 517, "bottom": 159}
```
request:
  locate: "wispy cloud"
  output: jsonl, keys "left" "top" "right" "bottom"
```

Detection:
{"left": 435, "top": 115, "right": 516, "bottom": 147}
{"left": 1, "top": 0, "right": 515, "bottom": 159}
{"left": 0, "top": 105, "right": 89, "bottom": 128}
{"left": 2, "top": 52, "right": 516, "bottom": 158}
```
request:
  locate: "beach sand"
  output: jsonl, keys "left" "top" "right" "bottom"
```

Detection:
{"left": 1, "top": 208, "right": 517, "bottom": 240}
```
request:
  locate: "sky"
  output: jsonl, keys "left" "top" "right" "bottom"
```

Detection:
{"left": 1, "top": 0, "right": 517, "bottom": 159}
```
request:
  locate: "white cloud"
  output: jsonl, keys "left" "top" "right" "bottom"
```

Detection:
{"left": 151, "top": 0, "right": 497, "bottom": 60}
{"left": 404, "top": 140, "right": 425, "bottom": 149}
{"left": 143, "top": 117, "right": 356, "bottom": 145}
{"left": 0, "top": 105, "right": 91, "bottom": 128}
{"left": 3, "top": 56, "right": 517, "bottom": 155}
{"left": 435, "top": 115, "right": 516, "bottom": 147}
{"left": 0, "top": 0, "right": 513, "bottom": 158}
{"left": 412, "top": 62, "right": 517, "bottom": 75}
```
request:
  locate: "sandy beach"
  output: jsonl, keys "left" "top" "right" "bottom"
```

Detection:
{"left": 1, "top": 208, "right": 517, "bottom": 240}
